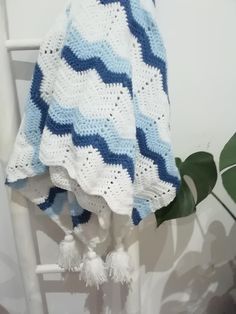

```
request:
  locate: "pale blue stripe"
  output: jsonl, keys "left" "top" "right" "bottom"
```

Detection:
{"left": 130, "top": 0, "right": 167, "bottom": 61}
{"left": 134, "top": 197, "right": 152, "bottom": 219}
{"left": 133, "top": 95, "right": 179, "bottom": 176}
{"left": 44, "top": 191, "right": 67, "bottom": 217}
{"left": 23, "top": 96, "right": 47, "bottom": 174}
{"left": 8, "top": 178, "right": 28, "bottom": 189}
{"left": 66, "top": 24, "right": 131, "bottom": 77}
{"left": 68, "top": 197, "right": 85, "bottom": 216}
{"left": 48, "top": 101, "right": 136, "bottom": 158}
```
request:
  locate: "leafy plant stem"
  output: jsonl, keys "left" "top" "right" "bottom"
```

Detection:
{"left": 211, "top": 191, "right": 236, "bottom": 221}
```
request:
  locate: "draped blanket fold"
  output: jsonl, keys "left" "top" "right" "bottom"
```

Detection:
{"left": 5, "top": 0, "right": 180, "bottom": 286}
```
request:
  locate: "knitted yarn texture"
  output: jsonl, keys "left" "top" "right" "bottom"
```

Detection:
{"left": 5, "top": 0, "right": 180, "bottom": 287}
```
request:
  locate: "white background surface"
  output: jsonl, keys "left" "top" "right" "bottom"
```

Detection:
{"left": 0, "top": 0, "right": 236, "bottom": 313}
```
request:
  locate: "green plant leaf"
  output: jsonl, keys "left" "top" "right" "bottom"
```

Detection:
{"left": 175, "top": 157, "right": 183, "bottom": 170}
{"left": 221, "top": 166, "right": 236, "bottom": 203}
{"left": 181, "top": 152, "right": 217, "bottom": 204}
{"left": 155, "top": 180, "right": 195, "bottom": 227}
{"left": 219, "top": 133, "right": 236, "bottom": 202}
{"left": 219, "top": 133, "right": 236, "bottom": 171}
{"left": 220, "top": 133, "right": 236, "bottom": 202}
{"left": 155, "top": 152, "right": 217, "bottom": 227}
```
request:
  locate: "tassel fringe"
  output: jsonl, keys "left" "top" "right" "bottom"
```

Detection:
{"left": 58, "top": 234, "right": 81, "bottom": 271}
{"left": 106, "top": 246, "right": 134, "bottom": 284}
{"left": 57, "top": 233, "right": 133, "bottom": 287}
{"left": 80, "top": 249, "right": 107, "bottom": 289}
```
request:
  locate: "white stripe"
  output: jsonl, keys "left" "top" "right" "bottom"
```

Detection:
{"left": 40, "top": 129, "right": 134, "bottom": 215}
{"left": 70, "top": 0, "right": 131, "bottom": 60}
{"left": 53, "top": 60, "right": 136, "bottom": 139}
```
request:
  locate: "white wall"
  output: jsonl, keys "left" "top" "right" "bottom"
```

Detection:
{"left": 0, "top": 0, "right": 235, "bottom": 313}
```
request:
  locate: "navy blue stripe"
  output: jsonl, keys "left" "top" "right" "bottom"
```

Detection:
{"left": 72, "top": 210, "right": 92, "bottom": 227}
{"left": 38, "top": 187, "right": 66, "bottom": 211}
{"left": 46, "top": 115, "right": 135, "bottom": 181}
{"left": 132, "top": 208, "right": 142, "bottom": 225}
{"left": 30, "top": 64, "right": 48, "bottom": 132}
{"left": 61, "top": 46, "right": 133, "bottom": 96}
{"left": 100, "top": 0, "right": 168, "bottom": 94}
{"left": 136, "top": 127, "right": 180, "bottom": 188}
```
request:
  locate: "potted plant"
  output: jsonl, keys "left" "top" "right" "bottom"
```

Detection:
{"left": 155, "top": 133, "right": 236, "bottom": 226}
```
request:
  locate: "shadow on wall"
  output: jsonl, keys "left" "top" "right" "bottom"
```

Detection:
{"left": 0, "top": 305, "right": 10, "bottom": 314}
{"left": 139, "top": 214, "right": 196, "bottom": 272}
{"left": 28, "top": 202, "right": 131, "bottom": 314}
{"left": 160, "top": 222, "right": 236, "bottom": 314}
{"left": 29, "top": 199, "right": 236, "bottom": 314}
{"left": 138, "top": 215, "right": 236, "bottom": 314}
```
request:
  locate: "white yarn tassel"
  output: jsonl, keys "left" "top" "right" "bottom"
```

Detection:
{"left": 80, "top": 249, "right": 107, "bottom": 288}
{"left": 58, "top": 234, "right": 81, "bottom": 271}
{"left": 106, "top": 244, "right": 134, "bottom": 284}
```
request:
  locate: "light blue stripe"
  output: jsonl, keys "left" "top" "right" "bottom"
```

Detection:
{"left": 133, "top": 95, "right": 179, "bottom": 177}
{"left": 68, "top": 196, "right": 85, "bottom": 216}
{"left": 48, "top": 101, "right": 136, "bottom": 158}
{"left": 130, "top": 0, "right": 167, "bottom": 61}
{"left": 8, "top": 178, "right": 28, "bottom": 189}
{"left": 134, "top": 197, "right": 152, "bottom": 219}
{"left": 23, "top": 96, "right": 47, "bottom": 174}
{"left": 44, "top": 191, "right": 67, "bottom": 217}
{"left": 66, "top": 24, "right": 131, "bottom": 77}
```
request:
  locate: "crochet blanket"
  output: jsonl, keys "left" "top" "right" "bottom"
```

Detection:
{"left": 5, "top": 0, "right": 180, "bottom": 287}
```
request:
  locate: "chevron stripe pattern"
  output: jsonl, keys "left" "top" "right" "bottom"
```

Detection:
{"left": 5, "top": 0, "right": 180, "bottom": 237}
